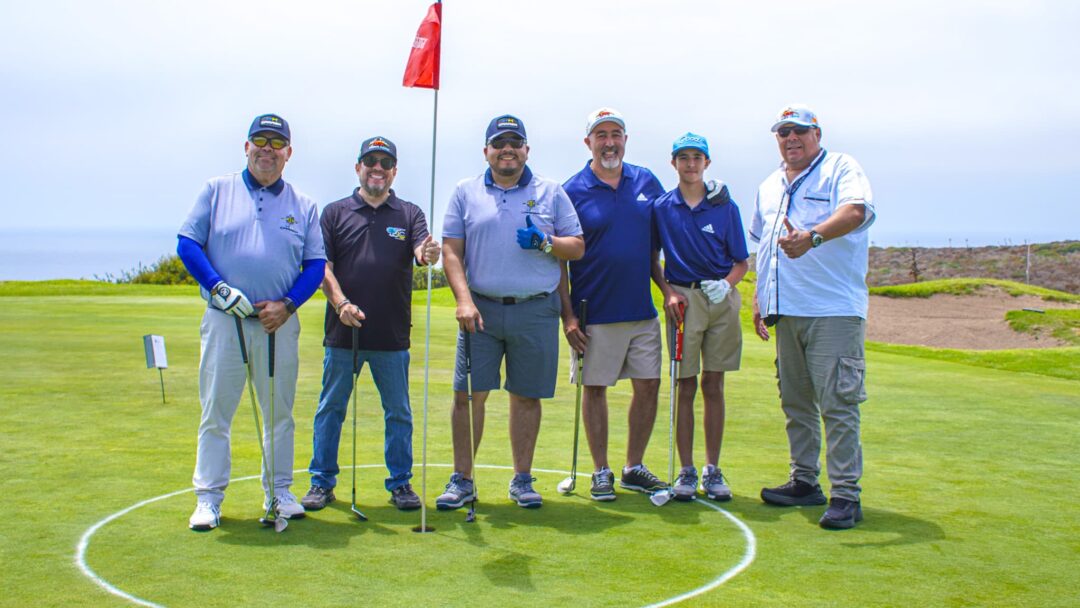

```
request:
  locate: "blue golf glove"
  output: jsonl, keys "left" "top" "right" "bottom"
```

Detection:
{"left": 516, "top": 215, "right": 547, "bottom": 251}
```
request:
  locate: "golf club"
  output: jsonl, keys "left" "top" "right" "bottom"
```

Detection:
{"left": 651, "top": 302, "right": 684, "bottom": 508}
{"left": 350, "top": 326, "right": 368, "bottom": 521}
{"left": 558, "top": 299, "right": 587, "bottom": 495}
{"left": 464, "top": 330, "right": 477, "bottom": 523}
{"left": 258, "top": 330, "right": 287, "bottom": 532}
{"left": 233, "top": 317, "right": 285, "bottom": 532}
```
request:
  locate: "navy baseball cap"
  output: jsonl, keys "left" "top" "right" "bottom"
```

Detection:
{"left": 359, "top": 136, "right": 397, "bottom": 161}
{"left": 671, "top": 132, "right": 710, "bottom": 159}
{"left": 248, "top": 114, "right": 291, "bottom": 140}
{"left": 485, "top": 114, "right": 527, "bottom": 143}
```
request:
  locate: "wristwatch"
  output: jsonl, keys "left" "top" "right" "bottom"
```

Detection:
{"left": 283, "top": 297, "right": 298, "bottom": 315}
{"left": 809, "top": 230, "right": 824, "bottom": 248}
{"left": 542, "top": 234, "right": 553, "bottom": 254}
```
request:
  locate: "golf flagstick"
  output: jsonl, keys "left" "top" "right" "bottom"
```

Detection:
{"left": 351, "top": 326, "right": 368, "bottom": 521}
{"left": 651, "top": 302, "right": 684, "bottom": 507}
{"left": 234, "top": 317, "right": 282, "bottom": 530}
{"left": 558, "top": 299, "right": 587, "bottom": 495}
{"left": 464, "top": 330, "right": 477, "bottom": 523}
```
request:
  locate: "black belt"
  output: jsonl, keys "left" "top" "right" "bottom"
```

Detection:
{"left": 668, "top": 279, "right": 721, "bottom": 289}
{"left": 473, "top": 291, "right": 550, "bottom": 305}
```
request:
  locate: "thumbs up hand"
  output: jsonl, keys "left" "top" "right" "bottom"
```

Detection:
{"left": 778, "top": 216, "right": 811, "bottom": 259}
{"left": 516, "top": 214, "right": 549, "bottom": 251}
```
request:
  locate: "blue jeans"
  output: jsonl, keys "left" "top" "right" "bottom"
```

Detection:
{"left": 309, "top": 347, "right": 413, "bottom": 491}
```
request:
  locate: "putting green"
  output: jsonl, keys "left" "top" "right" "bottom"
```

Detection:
{"left": 78, "top": 465, "right": 754, "bottom": 607}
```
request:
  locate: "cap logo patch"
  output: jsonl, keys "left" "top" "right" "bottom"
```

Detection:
{"left": 386, "top": 227, "right": 407, "bottom": 241}
{"left": 497, "top": 118, "right": 518, "bottom": 129}
{"left": 597, "top": 110, "right": 613, "bottom": 118}
{"left": 370, "top": 138, "right": 389, "bottom": 148}
{"left": 781, "top": 109, "right": 798, "bottom": 119}
{"left": 260, "top": 116, "right": 283, "bottom": 128}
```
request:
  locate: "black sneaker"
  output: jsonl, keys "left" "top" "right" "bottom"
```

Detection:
{"left": 760, "top": 479, "right": 827, "bottom": 506}
{"left": 590, "top": 468, "right": 616, "bottom": 502}
{"left": 819, "top": 497, "right": 863, "bottom": 529}
{"left": 390, "top": 484, "right": 421, "bottom": 511}
{"left": 300, "top": 485, "right": 335, "bottom": 510}
{"left": 619, "top": 465, "right": 668, "bottom": 493}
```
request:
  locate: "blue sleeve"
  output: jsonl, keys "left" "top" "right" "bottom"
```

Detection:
{"left": 285, "top": 258, "right": 326, "bottom": 307}
{"left": 176, "top": 236, "right": 222, "bottom": 291}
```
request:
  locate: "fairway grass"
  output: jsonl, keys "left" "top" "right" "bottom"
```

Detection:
{"left": 2, "top": 285, "right": 1079, "bottom": 607}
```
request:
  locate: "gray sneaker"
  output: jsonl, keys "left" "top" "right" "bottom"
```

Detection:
{"left": 701, "top": 465, "right": 732, "bottom": 502}
{"left": 673, "top": 467, "right": 698, "bottom": 501}
{"left": 390, "top": 484, "right": 421, "bottom": 511}
{"left": 620, "top": 464, "right": 668, "bottom": 493}
{"left": 436, "top": 472, "right": 476, "bottom": 510}
{"left": 508, "top": 474, "right": 543, "bottom": 508}
{"left": 590, "top": 467, "right": 616, "bottom": 502}
{"left": 301, "top": 485, "right": 335, "bottom": 510}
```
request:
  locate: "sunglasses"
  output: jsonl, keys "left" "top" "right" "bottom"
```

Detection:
{"left": 361, "top": 156, "right": 396, "bottom": 170}
{"left": 776, "top": 126, "right": 812, "bottom": 138}
{"left": 250, "top": 135, "right": 289, "bottom": 150}
{"left": 488, "top": 137, "right": 526, "bottom": 150}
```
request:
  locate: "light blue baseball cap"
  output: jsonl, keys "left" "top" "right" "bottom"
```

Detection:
{"left": 671, "top": 132, "right": 709, "bottom": 158}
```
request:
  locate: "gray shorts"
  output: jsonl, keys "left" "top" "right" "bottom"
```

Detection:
{"left": 453, "top": 291, "right": 562, "bottom": 399}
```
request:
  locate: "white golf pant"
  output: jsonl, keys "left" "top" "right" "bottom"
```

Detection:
{"left": 192, "top": 309, "right": 300, "bottom": 505}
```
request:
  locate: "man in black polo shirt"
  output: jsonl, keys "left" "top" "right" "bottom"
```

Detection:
{"left": 302, "top": 136, "right": 440, "bottom": 511}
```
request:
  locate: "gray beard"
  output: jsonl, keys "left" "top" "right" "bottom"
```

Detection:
{"left": 362, "top": 182, "right": 387, "bottom": 197}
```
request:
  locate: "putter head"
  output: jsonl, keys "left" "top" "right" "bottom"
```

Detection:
{"left": 557, "top": 477, "right": 575, "bottom": 495}
{"left": 465, "top": 502, "right": 476, "bottom": 523}
{"left": 650, "top": 489, "right": 673, "bottom": 507}
{"left": 351, "top": 506, "right": 368, "bottom": 522}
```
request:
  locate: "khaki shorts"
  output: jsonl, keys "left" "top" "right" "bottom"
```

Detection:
{"left": 570, "top": 318, "right": 661, "bottom": 386}
{"left": 666, "top": 284, "right": 742, "bottom": 377}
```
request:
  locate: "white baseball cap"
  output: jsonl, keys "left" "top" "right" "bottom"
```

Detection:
{"left": 585, "top": 107, "right": 626, "bottom": 135}
{"left": 770, "top": 104, "right": 820, "bottom": 132}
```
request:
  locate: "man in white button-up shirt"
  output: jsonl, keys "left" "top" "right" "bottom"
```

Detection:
{"left": 748, "top": 104, "right": 875, "bottom": 530}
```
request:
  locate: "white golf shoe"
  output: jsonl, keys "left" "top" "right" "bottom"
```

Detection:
{"left": 189, "top": 501, "right": 221, "bottom": 531}
{"left": 265, "top": 491, "right": 306, "bottom": 519}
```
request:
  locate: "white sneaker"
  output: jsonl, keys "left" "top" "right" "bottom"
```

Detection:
{"left": 265, "top": 491, "right": 306, "bottom": 519}
{"left": 189, "top": 501, "right": 221, "bottom": 531}
{"left": 701, "top": 464, "right": 732, "bottom": 501}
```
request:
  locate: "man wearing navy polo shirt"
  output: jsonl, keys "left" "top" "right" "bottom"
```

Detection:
{"left": 559, "top": 107, "right": 669, "bottom": 501}
{"left": 437, "top": 114, "right": 584, "bottom": 510}
{"left": 750, "top": 104, "right": 875, "bottom": 529}
{"left": 653, "top": 132, "right": 749, "bottom": 503}
{"left": 301, "top": 136, "right": 440, "bottom": 512}
{"left": 178, "top": 113, "right": 326, "bottom": 531}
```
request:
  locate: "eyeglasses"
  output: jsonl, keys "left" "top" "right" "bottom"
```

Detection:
{"left": 488, "top": 137, "right": 526, "bottom": 150}
{"left": 361, "top": 156, "right": 396, "bottom": 170}
{"left": 776, "top": 126, "right": 812, "bottom": 138}
{"left": 250, "top": 136, "right": 289, "bottom": 150}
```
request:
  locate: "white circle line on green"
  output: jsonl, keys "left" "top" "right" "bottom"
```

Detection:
{"left": 75, "top": 463, "right": 755, "bottom": 607}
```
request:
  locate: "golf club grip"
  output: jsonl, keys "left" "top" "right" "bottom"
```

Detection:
{"left": 233, "top": 316, "right": 248, "bottom": 364}
{"left": 352, "top": 326, "right": 359, "bottom": 374}
{"left": 463, "top": 331, "right": 472, "bottom": 373}
{"left": 268, "top": 332, "right": 275, "bottom": 377}
{"left": 675, "top": 303, "right": 685, "bottom": 362}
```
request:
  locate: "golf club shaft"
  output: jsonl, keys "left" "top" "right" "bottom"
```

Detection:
{"left": 570, "top": 299, "right": 587, "bottom": 484}
{"left": 351, "top": 326, "right": 359, "bottom": 511}
{"left": 464, "top": 330, "right": 477, "bottom": 520}
{"left": 267, "top": 331, "right": 276, "bottom": 511}
{"left": 234, "top": 316, "right": 275, "bottom": 520}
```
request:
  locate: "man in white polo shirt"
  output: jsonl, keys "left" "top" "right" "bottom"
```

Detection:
{"left": 178, "top": 113, "right": 326, "bottom": 531}
{"left": 749, "top": 104, "right": 875, "bottom": 530}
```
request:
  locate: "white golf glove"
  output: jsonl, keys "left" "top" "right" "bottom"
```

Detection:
{"left": 706, "top": 180, "right": 730, "bottom": 203}
{"left": 210, "top": 281, "right": 254, "bottom": 317}
{"left": 700, "top": 279, "right": 731, "bottom": 304}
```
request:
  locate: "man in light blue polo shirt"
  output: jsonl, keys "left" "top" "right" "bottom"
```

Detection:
{"left": 437, "top": 114, "right": 584, "bottom": 510}
{"left": 653, "top": 132, "right": 749, "bottom": 502}
{"left": 749, "top": 104, "right": 875, "bottom": 530}
{"left": 177, "top": 113, "right": 326, "bottom": 531}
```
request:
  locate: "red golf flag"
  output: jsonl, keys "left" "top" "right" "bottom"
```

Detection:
{"left": 403, "top": 3, "right": 441, "bottom": 89}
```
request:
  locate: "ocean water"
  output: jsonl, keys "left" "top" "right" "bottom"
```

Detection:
{"left": 0, "top": 229, "right": 179, "bottom": 281}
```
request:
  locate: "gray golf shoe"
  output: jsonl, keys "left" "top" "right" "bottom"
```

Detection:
{"left": 508, "top": 474, "right": 543, "bottom": 508}
{"left": 590, "top": 467, "right": 616, "bottom": 502}
{"left": 436, "top": 472, "right": 476, "bottom": 510}
{"left": 301, "top": 485, "right": 335, "bottom": 510}
{"left": 701, "top": 464, "right": 732, "bottom": 502}
{"left": 673, "top": 467, "right": 698, "bottom": 501}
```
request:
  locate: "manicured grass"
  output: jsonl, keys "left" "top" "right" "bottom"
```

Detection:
{"left": 2, "top": 284, "right": 1079, "bottom": 606}
{"left": 869, "top": 278, "right": 1080, "bottom": 302}
{"left": 1006, "top": 308, "right": 1080, "bottom": 347}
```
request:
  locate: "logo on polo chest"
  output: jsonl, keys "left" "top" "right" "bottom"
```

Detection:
{"left": 279, "top": 214, "right": 299, "bottom": 233}
{"left": 701, "top": 224, "right": 715, "bottom": 234}
{"left": 386, "top": 227, "right": 407, "bottom": 241}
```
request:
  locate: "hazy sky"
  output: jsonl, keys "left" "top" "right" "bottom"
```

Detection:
{"left": 2, "top": 0, "right": 1077, "bottom": 254}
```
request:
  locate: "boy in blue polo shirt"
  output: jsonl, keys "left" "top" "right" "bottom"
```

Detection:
{"left": 652, "top": 132, "right": 749, "bottom": 502}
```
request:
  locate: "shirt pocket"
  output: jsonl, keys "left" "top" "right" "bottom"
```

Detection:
{"left": 796, "top": 189, "right": 833, "bottom": 226}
